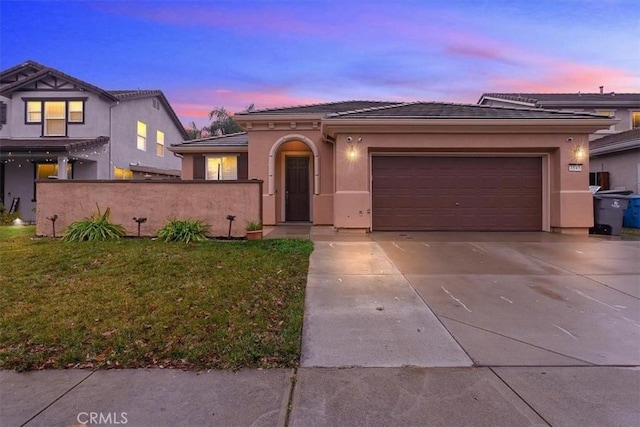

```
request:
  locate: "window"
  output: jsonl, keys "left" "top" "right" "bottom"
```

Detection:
{"left": 156, "top": 130, "right": 164, "bottom": 157}
{"left": 24, "top": 99, "right": 85, "bottom": 134}
{"left": 26, "top": 101, "right": 42, "bottom": 123}
{"left": 114, "top": 167, "right": 133, "bottom": 180}
{"left": 137, "top": 121, "right": 147, "bottom": 151}
{"left": 68, "top": 101, "right": 84, "bottom": 122}
{"left": 206, "top": 155, "right": 238, "bottom": 180}
{"left": 632, "top": 112, "right": 640, "bottom": 129}
{"left": 44, "top": 101, "right": 66, "bottom": 136}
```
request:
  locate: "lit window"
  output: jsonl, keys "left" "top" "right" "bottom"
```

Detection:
{"left": 44, "top": 101, "right": 66, "bottom": 136}
{"left": 137, "top": 121, "right": 147, "bottom": 151}
{"left": 114, "top": 167, "right": 133, "bottom": 180}
{"left": 36, "top": 163, "right": 72, "bottom": 179}
{"left": 68, "top": 101, "right": 84, "bottom": 122}
{"left": 27, "top": 101, "right": 42, "bottom": 123}
{"left": 632, "top": 112, "right": 640, "bottom": 129}
{"left": 206, "top": 156, "right": 238, "bottom": 180}
{"left": 156, "top": 131, "right": 164, "bottom": 157}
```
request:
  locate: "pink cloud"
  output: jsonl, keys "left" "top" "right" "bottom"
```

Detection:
{"left": 168, "top": 88, "right": 327, "bottom": 127}
{"left": 490, "top": 59, "right": 638, "bottom": 93}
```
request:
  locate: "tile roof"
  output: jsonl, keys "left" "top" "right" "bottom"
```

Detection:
{"left": 109, "top": 90, "right": 189, "bottom": 140}
{"left": 0, "top": 61, "right": 188, "bottom": 140}
{"left": 590, "top": 128, "right": 640, "bottom": 155}
{"left": 0, "top": 136, "right": 109, "bottom": 153}
{"left": 480, "top": 92, "right": 640, "bottom": 106}
{"left": 109, "top": 90, "right": 164, "bottom": 100}
{"left": 326, "top": 101, "right": 609, "bottom": 119}
{"left": 170, "top": 132, "right": 248, "bottom": 147}
{"left": 235, "top": 101, "right": 403, "bottom": 116}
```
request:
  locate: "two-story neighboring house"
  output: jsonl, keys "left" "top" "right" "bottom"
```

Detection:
{"left": 0, "top": 60, "right": 188, "bottom": 222}
{"left": 478, "top": 91, "right": 640, "bottom": 193}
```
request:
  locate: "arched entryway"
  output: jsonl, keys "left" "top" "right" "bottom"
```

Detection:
{"left": 268, "top": 134, "right": 320, "bottom": 222}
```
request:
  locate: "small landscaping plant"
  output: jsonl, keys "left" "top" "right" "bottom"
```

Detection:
{"left": 246, "top": 219, "right": 263, "bottom": 231}
{"left": 62, "top": 205, "right": 125, "bottom": 242}
{"left": 157, "top": 218, "right": 209, "bottom": 243}
{"left": 0, "top": 203, "right": 19, "bottom": 226}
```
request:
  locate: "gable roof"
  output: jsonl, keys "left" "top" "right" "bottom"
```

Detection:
{"left": 0, "top": 60, "right": 189, "bottom": 140}
{"left": 0, "top": 61, "right": 119, "bottom": 101}
{"left": 0, "top": 136, "right": 109, "bottom": 153}
{"left": 326, "top": 101, "right": 611, "bottom": 120}
{"left": 590, "top": 128, "right": 640, "bottom": 156}
{"left": 169, "top": 132, "right": 248, "bottom": 153}
{"left": 479, "top": 92, "right": 640, "bottom": 108}
{"left": 109, "top": 90, "right": 189, "bottom": 140}
{"left": 235, "top": 101, "right": 402, "bottom": 116}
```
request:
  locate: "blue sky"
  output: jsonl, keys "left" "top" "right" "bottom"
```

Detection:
{"left": 1, "top": 0, "right": 638, "bottom": 127}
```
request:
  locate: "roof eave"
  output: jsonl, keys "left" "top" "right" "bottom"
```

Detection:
{"left": 322, "top": 117, "right": 616, "bottom": 136}
{"left": 168, "top": 145, "right": 248, "bottom": 154}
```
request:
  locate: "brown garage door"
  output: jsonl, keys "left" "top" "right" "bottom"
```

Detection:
{"left": 372, "top": 156, "right": 542, "bottom": 231}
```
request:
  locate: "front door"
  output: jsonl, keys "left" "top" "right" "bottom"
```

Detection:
{"left": 285, "top": 156, "right": 310, "bottom": 221}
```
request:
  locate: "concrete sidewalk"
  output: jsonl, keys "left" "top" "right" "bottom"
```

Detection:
{"left": 2, "top": 227, "right": 639, "bottom": 426}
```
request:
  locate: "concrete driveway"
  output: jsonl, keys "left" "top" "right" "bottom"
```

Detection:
{"left": 297, "top": 230, "right": 639, "bottom": 426}
{"left": 302, "top": 230, "right": 639, "bottom": 367}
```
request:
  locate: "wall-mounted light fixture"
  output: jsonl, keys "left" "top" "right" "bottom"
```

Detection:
{"left": 346, "top": 136, "right": 363, "bottom": 160}
{"left": 573, "top": 145, "right": 585, "bottom": 162}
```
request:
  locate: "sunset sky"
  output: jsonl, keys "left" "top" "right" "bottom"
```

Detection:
{"left": 1, "top": 0, "right": 638, "bottom": 127}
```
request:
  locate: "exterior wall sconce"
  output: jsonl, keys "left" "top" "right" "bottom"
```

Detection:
{"left": 573, "top": 144, "right": 586, "bottom": 162}
{"left": 346, "top": 136, "right": 363, "bottom": 160}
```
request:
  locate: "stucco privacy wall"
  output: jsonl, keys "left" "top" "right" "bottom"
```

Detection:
{"left": 35, "top": 180, "right": 262, "bottom": 237}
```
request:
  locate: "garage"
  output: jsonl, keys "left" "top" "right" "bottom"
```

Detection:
{"left": 372, "top": 156, "right": 542, "bottom": 231}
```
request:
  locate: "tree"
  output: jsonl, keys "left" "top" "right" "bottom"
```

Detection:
{"left": 185, "top": 121, "right": 202, "bottom": 140}
{"left": 207, "top": 107, "right": 243, "bottom": 136}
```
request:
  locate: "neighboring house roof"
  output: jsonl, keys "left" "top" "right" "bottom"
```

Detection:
{"left": 478, "top": 92, "right": 640, "bottom": 108}
{"left": 326, "top": 101, "right": 610, "bottom": 119}
{"left": 590, "top": 128, "right": 640, "bottom": 156}
{"left": 0, "top": 60, "right": 189, "bottom": 140}
{"left": 0, "top": 136, "right": 109, "bottom": 153}
{"left": 169, "top": 132, "right": 248, "bottom": 153}
{"left": 109, "top": 89, "right": 189, "bottom": 140}
{"left": 129, "top": 164, "right": 181, "bottom": 177}
{"left": 235, "top": 101, "right": 403, "bottom": 116}
{"left": 0, "top": 62, "right": 119, "bottom": 102}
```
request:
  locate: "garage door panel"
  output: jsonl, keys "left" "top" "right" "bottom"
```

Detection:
{"left": 372, "top": 156, "right": 542, "bottom": 231}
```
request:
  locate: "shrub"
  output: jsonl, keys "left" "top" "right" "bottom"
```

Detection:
{"left": 246, "top": 220, "right": 263, "bottom": 231}
{"left": 157, "top": 219, "right": 209, "bottom": 243}
{"left": 0, "top": 203, "right": 19, "bottom": 226}
{"left": 62, "top": 205, "right": 126, "bottom": 242}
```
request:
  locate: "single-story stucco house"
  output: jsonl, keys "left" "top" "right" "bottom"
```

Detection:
{"left": 169, "top": 101, "right": 614, "bottom": 235}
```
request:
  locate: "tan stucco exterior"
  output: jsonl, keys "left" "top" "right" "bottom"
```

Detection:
{"left": 170, "top": 103, "right": 614, "bottom": 235}
{"left": 235, "top": 115, "right": 610, "bottom": 234}
{"left": 35, "top": 180, "right": 262, "bottom": 237}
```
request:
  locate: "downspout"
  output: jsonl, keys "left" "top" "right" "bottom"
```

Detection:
{"left": 108, "top": 101, "right": 119, "bottom": 179}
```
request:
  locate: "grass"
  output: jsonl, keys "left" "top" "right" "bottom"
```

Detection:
{"left": 0, "top": 226, "right": 313, "bottom": 371}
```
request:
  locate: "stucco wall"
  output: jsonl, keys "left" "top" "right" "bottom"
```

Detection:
{"left": 330, "top": 131, "right": 593, "bottom": 233}
{"left": 35, "top": 180, "right": 262, "bottom": 237}
{"left": 247, "top": 129, "right": 334, "bottom": 225}
{"left": 110, "top": 97, "right": 182, "bottom": 177}
{"left": 2, "top": 91, "right": 111, "bottom": 139}
{"left": 590, "top": 149, "right": 640, "bottom": 193}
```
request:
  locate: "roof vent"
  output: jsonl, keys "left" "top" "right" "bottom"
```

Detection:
{"left": 599, "top": 86, "right": 604, "bottom": 94}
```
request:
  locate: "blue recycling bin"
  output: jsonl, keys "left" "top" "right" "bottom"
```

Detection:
{"left": 623, "top": 195, "right": 640, "bottom": 229}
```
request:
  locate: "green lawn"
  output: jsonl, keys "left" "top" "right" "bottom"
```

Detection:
{"left": 0, "top": 226, "right": 313, "bottom": 371}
